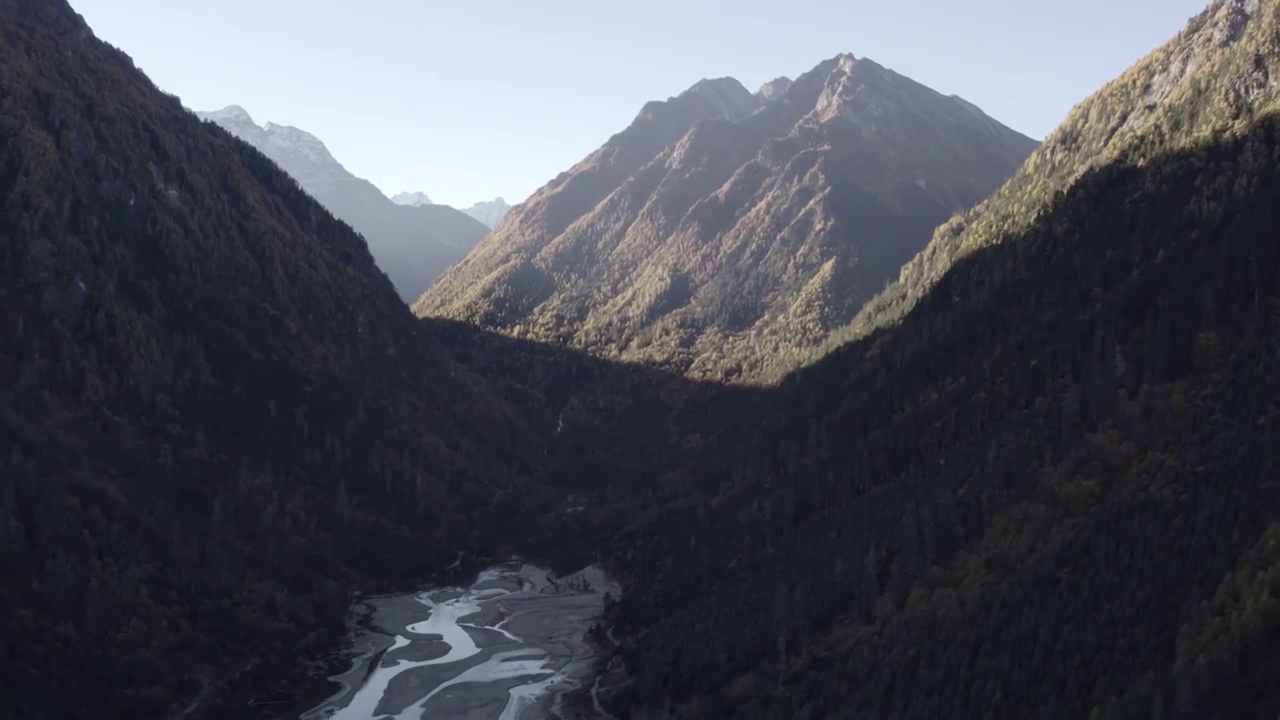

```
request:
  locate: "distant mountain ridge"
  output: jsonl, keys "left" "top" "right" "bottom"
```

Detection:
{"left": 391, "top": 190, "right": 434, "bottom": 206}
{"left": 415, "top": 54, "right": 1038, "bottom": 382}
{"left": 391, "top": 191, "right": 511, "bottom": 229}
{"left": 460, "top": 197, "right": 511, "bottom": 228}
{"left": 196, "top": 106, "right": 487, "bottom": 300}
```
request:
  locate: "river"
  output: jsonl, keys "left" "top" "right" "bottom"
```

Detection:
{"left": 300, "top": 562, "right": 614, "bottom": 720}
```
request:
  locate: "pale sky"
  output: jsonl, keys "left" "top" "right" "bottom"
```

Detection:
{"left": 71, "top": 0, "right": 1209, "bottom": 209}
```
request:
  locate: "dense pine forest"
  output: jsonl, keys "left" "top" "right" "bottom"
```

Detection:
{"left": 4, "top": 0, "right": 1280, "bottom": 718}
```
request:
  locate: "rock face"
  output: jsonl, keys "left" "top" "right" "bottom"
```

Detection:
{"left": 198, "top": 107, "right": 488, "bottom": 301}
{"left": 756, "top": 76, "right": 793, "bottom": 101}
{"left": 414, "top": 54, "right": 1038, "bottom": 382}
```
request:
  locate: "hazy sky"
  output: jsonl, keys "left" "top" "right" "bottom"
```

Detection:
{"left": 71, "top": 0, "right": 1209, "bottom": 208}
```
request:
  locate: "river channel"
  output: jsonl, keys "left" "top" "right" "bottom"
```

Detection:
{"left": 300, "top": 562, "right": 614, "bottom": 720}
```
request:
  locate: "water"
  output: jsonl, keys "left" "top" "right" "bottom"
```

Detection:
{"left": 302, "top": 562, "right": 611, "bottom": 720}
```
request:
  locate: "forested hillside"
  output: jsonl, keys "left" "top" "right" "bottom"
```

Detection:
{"left": 0, "top": 2, "right": 549, "bottom": 717}
{"left": 604, "top": 57, "right": 1280, "bottom": 720}
{"left": 839, "top": 0, "right": 1280, "bottom": 351}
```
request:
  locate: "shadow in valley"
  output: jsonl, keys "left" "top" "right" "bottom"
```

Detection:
{"left": 423, "top": 317, "right": 770, "bottom": 573}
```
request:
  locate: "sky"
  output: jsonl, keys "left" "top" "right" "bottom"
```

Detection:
{"left": 71, "top": 0, "right": 1211, "bottom": 209}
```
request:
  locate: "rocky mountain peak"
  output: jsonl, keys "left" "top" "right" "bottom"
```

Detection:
{"left": 756, "top": 76, "right": 793, "bottom": 101}
{"left": 809, "top": 55, "right": 899, "bottom": 123}
{"left": 417, "top": 52, "right": 1038, "bottom": 382}
{"left": 203, "top": 104, "right": 255, "bottom": 125}
{"left": 679, "top": 77, "right": 761, "bottom": 120}
{"left": 259, "top": 121, "right": 337, "bottom": 165}
{"left": 197, "top": 109, "right": 337, "bottom": 167}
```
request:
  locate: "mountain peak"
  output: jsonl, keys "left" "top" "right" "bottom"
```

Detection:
{"left": 803, "top": 52, "right": 974, "bottom": 132}
{"left": 201, "top": 104, "right": 256, "bottom": 126}
{"left": 685, "top": 76, "right": 750, "bottom": 95}
{"left": 392, "top": 191, "right": 435, "bottom": 207}
{"left": 417, "top": 53, "right": 1037, "bottom": 381}
{"left": 258, "top": 122, "right": 335, "bottom": 164}
{"left": 679, "top": 77, "right": 760, "bottom": 120}
{"left": 197, "top": 110, "right": 336, "bottom": 165}
{"left": 461, "top": 197, "right": 512, "bottom": 229}
{"left": 756, "top": 76, "right": 793, "bottom": 101}
{"left": 801, "top": 52, "right": 861, "bottom": 76}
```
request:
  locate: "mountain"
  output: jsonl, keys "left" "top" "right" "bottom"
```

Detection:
{"left": 11, "top": 0, "right": 1280, "bottom": 718}
{"left": 392, "top": 192, "right": 510, "bottom": 228}
{"left": 415, "top": 55, "right": 1038, "bottom": 382}
{"left": 599, "top": 1, "right": 1280, "bottom": 717}
{"left": 196, "top": 107, "right": 487, "bottom": 300}
{"left": 842, "top": 0, "right": 1280, "bottom": 348}
{"left": 391, "top": 190, "right": 434, "bottom": 206}
{"left": 461, "top": 196, "right": 512, "bottom": 228}
{"left": 756, "top": 76, "right": 793, "bottom": 101}
{"left": 0, "top": 2, "right": 574, "bottom": 716}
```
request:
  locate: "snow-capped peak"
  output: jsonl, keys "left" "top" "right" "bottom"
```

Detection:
{"left": 201, "top": 104, "right": 255, "bottom": 125}
{"left": 260, "top": 122, "right": 335, "bottom": 164}
{"left": 461, "top": 197, "right": 511, "bottom": 228}
{"left": 392, "top": 191, "right": 435, "bottom": 207}
{"left": 197, "top": 105, "right": 350, "bottom": 190}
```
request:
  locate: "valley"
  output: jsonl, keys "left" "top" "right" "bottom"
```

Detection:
{"left": 3, "top": 0, "right": 1280, "bottom": 718}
